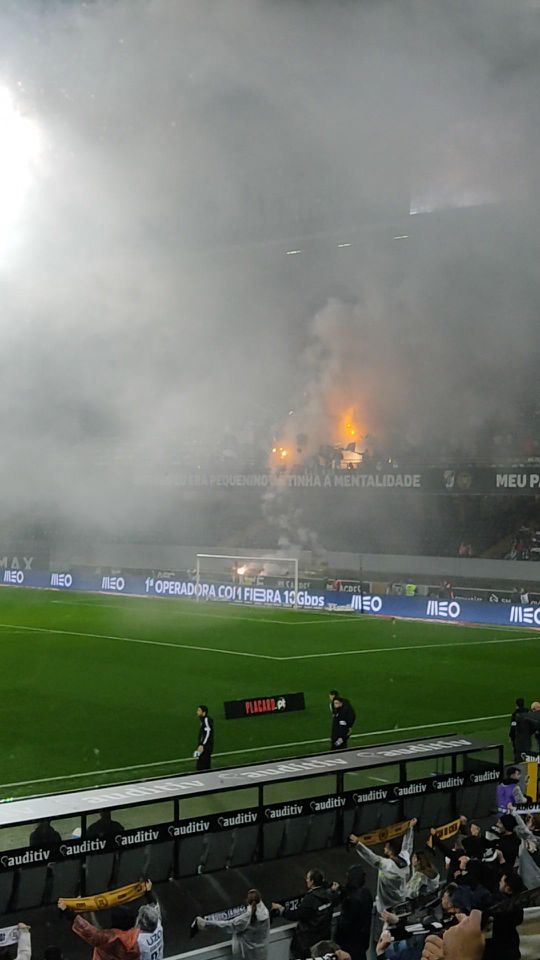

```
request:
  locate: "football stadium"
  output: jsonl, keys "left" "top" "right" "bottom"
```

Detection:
{"left": 0, "top": 585, "right": 537, "bottom": 798}
{"left": 2, "top": 0, "right": 540, "bottom": 958}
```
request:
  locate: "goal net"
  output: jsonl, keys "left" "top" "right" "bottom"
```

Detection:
{"left": 195, "top": 553, "right": 299, "bottom": 606}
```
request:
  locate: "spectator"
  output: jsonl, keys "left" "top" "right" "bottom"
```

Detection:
{"left": 456, "top": 859, "right": 493, "bottom": 911}
{"left": 461, "top": 821, "right": 491, "bottom": 863}
{"left": 483, "top": 871, "right": 524, "bottom": 960}
{"left": 272, "top": 869, "right": 339, "bottom": 957}
{"left": 135, "top": 902, "right": 163, "bottom": 960}
{"left": 1, "top": 924, "right": 32, "bottom": 960}
{"left": 497, "top": 766, "right": 527, "bottom": 812}
{"left": 428, "top": 827, "right": 468, "bottom": 883}
{"left": 349, "top": 820, "right": 417, "bottom": 912}
{"left": 196, "top": 889, "right": 270, "bottom": 960}
{"left": 404, "top": 852, "right": 439, "bottom": 900}
{"left": 514, "top": 702, "right": 540, "bottom": 760}
{"left": 60, "top": 882, "right": 162, "bottom": 960}
{"left": 509, "top": 699, "right": 528, "bottom": 761}
{"left": 491, "top": 814, "right": 520, "bottom": 868}
{"left": 310, "top": 941, "right": 350, "bottom": 960}
{"left": 441, "top": 883, "right": 472, "bottom": 917}
{"left": 30, "top": 819, "right": 61, "bottom": 848}
{"left": 86, "top": 810, "right": 125, "bottom": 841}
{"left": 63, "top": 905, "right": 139, "bottom": 960}
{"left": 334, "top": 865, "right": 373, "bottom": 960}
{"left": 421, "top": 909, "right": 484, "bottom": 960}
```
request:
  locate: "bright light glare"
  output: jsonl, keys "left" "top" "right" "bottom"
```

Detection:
{"left": 0, "top": 86, "right": 43, "bottom": 254}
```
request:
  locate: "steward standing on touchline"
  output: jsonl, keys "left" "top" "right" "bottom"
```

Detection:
{"left": 195, "top": 704, "right": 214, "bottom": 770}
{"left": 329, "top": 691, "right": 356, "bottom": 750}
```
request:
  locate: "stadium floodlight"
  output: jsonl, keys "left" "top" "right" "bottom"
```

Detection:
{"left": 196, "top": 553, "right": 299, "bottom": 608}
{"left": 0, "top": 86, "right": 43, "bottom": 255}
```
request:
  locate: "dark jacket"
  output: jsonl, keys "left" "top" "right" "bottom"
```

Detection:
{"left": 484, "top": 899, "right": 524, "bottom": 960}
{"left": 282, "top": 885, "right": 339, "bottom": 955}
{"left": 331, "top": 701, "right": 356, "bottom": 746}
{"left": 514, "top": 711, "right": 540, "bottom": 758}
{"left": 198, "top": 715, "right": 214, "bottom": 753}
{"left": 335, "top": 883, "right": 373, "bottom": 960}
{"left": 86, "top": 817, "right": 125, "bottom": 841}
{"left": 496, "top": 832, "right": 520, "bottom": 868}
{"left": 30, "top": 822, "right": 62, "bottom": 848}
{"left": 509, "top": 706, "right": 528, "bottom": 744}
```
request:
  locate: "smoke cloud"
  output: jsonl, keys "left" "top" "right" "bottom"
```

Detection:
{"left": 0, "top": 0, "right": 538, "bottom": 535}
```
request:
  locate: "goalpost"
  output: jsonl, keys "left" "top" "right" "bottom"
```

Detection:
{"left": 195, "top": 553, "right": 299, "bottom": 608}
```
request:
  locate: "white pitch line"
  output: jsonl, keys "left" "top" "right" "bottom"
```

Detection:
{"left": 0, "top": 713, "right": 509, "bottom": 790}
{"left": 0, "top": 622, "right": 276, "bottom": 660}
{"left": 278, "top": 634, "right": 539, "bottom": 659}
{"left": 0, "top": 621, "right": 535, "bottom": 663}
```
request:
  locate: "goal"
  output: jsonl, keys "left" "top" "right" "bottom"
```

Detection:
{"left": 195, "top": 553, "right": 299, "bottom": 607}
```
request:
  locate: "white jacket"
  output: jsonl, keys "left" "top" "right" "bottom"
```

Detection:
{"left": 355, "top": 825, "right": 415, "bottom": 911}
{"left": 203, "top": 903, "right": 270, "bottom": 960}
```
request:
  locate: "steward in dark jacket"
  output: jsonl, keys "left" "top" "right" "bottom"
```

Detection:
{"left": 330, "top": 698, "right": 356, "bottom": 750}
{"left": 272, "top": 870, "right": 339, "bottom": 957}
{"left": 514, "top": 706, "right": 540, "bottom": 760}
{"left": 509, "top": 698, "right": 528, "bottom": 760}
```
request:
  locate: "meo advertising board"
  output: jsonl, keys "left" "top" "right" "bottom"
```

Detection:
{"left": 3, "top": 568, "right": 540, "bottom": 631}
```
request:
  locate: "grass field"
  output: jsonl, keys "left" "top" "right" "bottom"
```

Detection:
{"left": 0, "top": 586, "right": 536, "bottom": 800}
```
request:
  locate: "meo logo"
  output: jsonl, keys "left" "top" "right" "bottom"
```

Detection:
{"left": 509, "top": 605, "right": 540, "bottom": 625}
{"left": 426, "top": 600, "right": 461, "bottom": 619}
{"left": 351, "top": 594, "right": 383, "bottom": 613}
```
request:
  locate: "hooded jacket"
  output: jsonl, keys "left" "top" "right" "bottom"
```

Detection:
{"left": 72, "top": 917, "right": 140, "bottom": 960}
{"left": 201, "top": 903, "right": 270, "bottom": 960}
{"left": 354, "top": 824, "right": 414, "bottom": 911}
{"left": 282, "top": 885, "right": 339, "bottom": 955}
{"left": 73, "top": 915, "right": 163, "bottom": 960}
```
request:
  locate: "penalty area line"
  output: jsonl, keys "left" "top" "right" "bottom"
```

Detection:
{"left": 0, "top": 622, "right": 277, "bottom": 660}
{"left": 0, "top": 713, "right": 508, "bottom": 790}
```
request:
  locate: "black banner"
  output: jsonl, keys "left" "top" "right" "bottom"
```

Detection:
{"left": 153, "top": 466, "right": 540, "bottom": 496}
{"left": 224, "top": 692, "right": 305, "bottom": 719}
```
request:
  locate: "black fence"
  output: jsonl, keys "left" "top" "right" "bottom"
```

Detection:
{"left": 0, "top": 734, "right": 503, "bottom": 914}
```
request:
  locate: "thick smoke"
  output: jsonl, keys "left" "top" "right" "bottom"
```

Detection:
{"left": 0, "top": 0, "right": 539, "bottom": 535}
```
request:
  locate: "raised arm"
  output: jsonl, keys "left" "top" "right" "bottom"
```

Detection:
{"left": 401, "top": 819, "right": 417, "bottom": 858}
{"left": 351, "top": 836, "right": 383, "bottom": 869}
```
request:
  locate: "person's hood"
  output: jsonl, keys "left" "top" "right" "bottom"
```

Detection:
{"left": 111, "top": 928, "right": 139, "bottom": 949}
{"left": 394, "top": 850, "right": 410, "bottom": 869}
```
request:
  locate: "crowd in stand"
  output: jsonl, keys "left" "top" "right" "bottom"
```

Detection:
{"left": 507, "top": 525, "right": 540, "bottom": 562}
{"left": 3, "top": 780, "right": 540, "bottom": 960}
{"left": 4, "top": 706, "right": 540, "bottom": 960}
{"left": 260, "top": 797, "right": 540, "bottom": 959}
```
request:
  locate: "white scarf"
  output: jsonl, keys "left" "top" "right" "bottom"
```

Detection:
{"left": 0, "top": 926, "right": 20, "bottom": 947}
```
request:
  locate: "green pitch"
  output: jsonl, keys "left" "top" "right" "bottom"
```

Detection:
{"left": 0, "top": 587, "right": 535, "bottom": 799}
